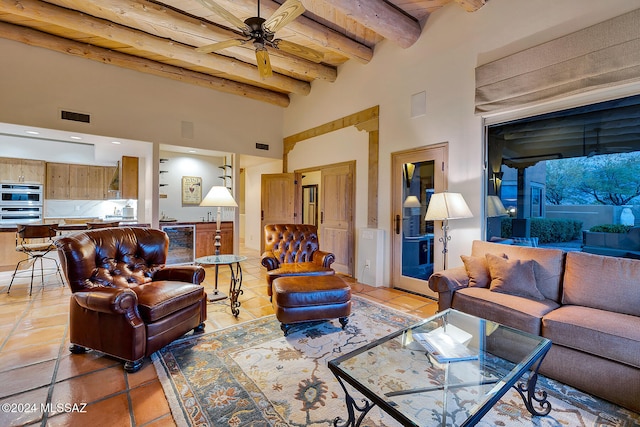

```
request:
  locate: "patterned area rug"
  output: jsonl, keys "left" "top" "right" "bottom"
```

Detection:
{"left": 152, "top": 297, "right": 640, "bottom": 426}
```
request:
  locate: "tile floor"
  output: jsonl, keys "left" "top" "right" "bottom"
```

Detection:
{"left": 0, "top": 246, "right": 438, "bottom": 426}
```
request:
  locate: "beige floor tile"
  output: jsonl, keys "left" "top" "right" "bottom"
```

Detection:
{"left": 0, "top": 359, "right": 56, "bottom": 399}
{"left": 130, "top": 380, "right": 171, "bottom": 425}
{"left": 45, "top": 392, "right": 131, "bottom": 427}
{"left": 50, "top": 366, "right": 127, "bottom": 409}
{"left": 0, "top": 341, "right": 60, "bottom": 372}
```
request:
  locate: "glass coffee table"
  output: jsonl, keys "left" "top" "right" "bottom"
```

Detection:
{"left": 328, "top": 309, "right": 552, "bottom": 426}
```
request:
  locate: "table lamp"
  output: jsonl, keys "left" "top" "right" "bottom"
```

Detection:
{"left": 424, "top": 192, "right": 473, "bottom": 270}
{"left": 200, "top": 186, "right": 238, "bottom": 256}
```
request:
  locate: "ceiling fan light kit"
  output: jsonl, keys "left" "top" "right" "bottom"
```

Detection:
{"left": 196, "top": 0, "right": 323, "bottom": 78}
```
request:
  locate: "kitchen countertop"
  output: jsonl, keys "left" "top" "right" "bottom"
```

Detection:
{"left": 0, "top": 223, "right": 151, "bottom": 232}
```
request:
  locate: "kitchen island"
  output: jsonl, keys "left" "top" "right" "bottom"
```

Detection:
{"left": 0, "top": 220, "right": 233, "bottom": 271}
{"left": 0, "top": 222, "right": 150, "bottom": 272}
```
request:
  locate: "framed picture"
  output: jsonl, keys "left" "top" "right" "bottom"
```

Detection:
{"left": 182, "top": 176, "right": 202, "bottom": 205}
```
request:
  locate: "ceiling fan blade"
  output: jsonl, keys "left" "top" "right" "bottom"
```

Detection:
{"left": 255, "top": 48, "right": 273, "bottom": 79}
{"left": 274, "top": 39, "right": 324, "bottom": 63}
{"left": 263, "top": 0, "right": 305, "bottom": 34}
{"left": 196, "top": 0, "right": 250, "bottom": 32}
{"left": 195, "top": 38, "right": 245, "bottom": 54}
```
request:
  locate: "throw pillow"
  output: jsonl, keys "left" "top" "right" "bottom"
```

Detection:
{"left": 460, "top": 255, "right": 491, "bottom": 288}
{"left": 485, "top": 253, "right": 545, "bottom": 300}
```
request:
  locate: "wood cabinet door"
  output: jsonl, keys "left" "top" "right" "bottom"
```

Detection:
{"left": 195, "top": 222, "right": 233, "bottom": 256}
{"left": 69, "top": 164, "right": 90, "bottom": 199}
{"left": 46, "top": 163, "right": 70, "bottom": 199}
{"left": 20, "top": 160, "right": 45, "bottom": 184}
{"left": 120, "top": 156, "right": 138, "bottom": 199}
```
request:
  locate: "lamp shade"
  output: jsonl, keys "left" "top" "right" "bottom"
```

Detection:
{"left": 403, "top": 195, "right": 421, "bottom": 208}
{"left": 486, "top": 195, "right": 507, "bottom": 217}
{"left": 425, "top": 192, "right": 473, "bottom": 221}
{"left": 199, "top": 186, "right": 238, "bottom": 207}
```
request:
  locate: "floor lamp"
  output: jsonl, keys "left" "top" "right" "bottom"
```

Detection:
{"left": 200, "top": 186, "right": 238, "bottom": 300}
{"left": 424, "top": 192, "right": 473, "bottom": 270}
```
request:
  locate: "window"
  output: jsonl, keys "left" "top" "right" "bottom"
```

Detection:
{"left": 485, "top": 93, "right": 640, "bottom": 247}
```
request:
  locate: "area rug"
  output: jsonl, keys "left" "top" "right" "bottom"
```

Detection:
{"left": 152, "top": 297, "right": 640, "bottom": 426}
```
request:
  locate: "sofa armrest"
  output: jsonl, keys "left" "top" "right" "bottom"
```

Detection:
{"left": 428, "top": 266, "right": 469, "bottom": 311}
{"left": 153, "top": 265, "right": 205, "bottom": 284}
{"left": 73, "top": 287, "right": 139, "bottom": 315}
{"left": 261, "top": 251, "right": 280, "bottom": 271}
{"left": 312, "top": 250, "right": 335, "bottom": 268}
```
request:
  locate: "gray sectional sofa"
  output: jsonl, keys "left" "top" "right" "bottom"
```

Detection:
{"left": 428, "top": 240, "right": 640, "bottom": 412}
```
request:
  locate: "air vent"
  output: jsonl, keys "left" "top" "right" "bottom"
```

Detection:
{"left": 256, "top": 143, "right": 269, "bottom": 150}
{"left": 61, "top": 110, "right": 90, "bottom": 123}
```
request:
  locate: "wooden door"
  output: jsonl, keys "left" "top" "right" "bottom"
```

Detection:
{"left": 260, "top": 173, "right": 301, "bottom": 252}
{"left": 319, "top": 162, "right": 354, "bottom": 275}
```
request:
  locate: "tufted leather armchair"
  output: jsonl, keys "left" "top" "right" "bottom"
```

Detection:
{"left": 261, "top": 224, "right": 336, "bottom": 297}
{"left": 55, "top": 227, "right": 207, "bottom": 372}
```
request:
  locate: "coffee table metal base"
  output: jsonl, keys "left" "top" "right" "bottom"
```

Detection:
{"left": 333, "top": 351, "right": 550, "bottom": 427}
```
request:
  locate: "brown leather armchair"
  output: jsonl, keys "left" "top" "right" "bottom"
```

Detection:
{"left": 261, "top": 224, "right": 336, "bottom": 297}
{"left": 55, "top": 227, "right": 207, "bottom": 372}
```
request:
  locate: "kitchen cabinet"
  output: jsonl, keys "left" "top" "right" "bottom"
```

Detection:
{"left": 69, "top": 165, "right": 108, "bottom": 199}
{"left": 45, "top": 162, "right": 70, "bottom": 199}
{"left": 0, "top": 157, "right": 45, "bottom": 183}
{"left": 46, "top": 163, "right": 116, "bottom": 200}
{"left": 195, "top": 222, "right": 233, "bottom": 257}
{"left": 119, "top": 156, "right": 138, "bottom": 199}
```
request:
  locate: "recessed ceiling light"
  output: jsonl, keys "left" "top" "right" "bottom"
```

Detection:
{"left": 188, "top": 150, "right": 196, "bottom": 153}
{"left": 111, "top": 141, "right": 122, "bottom": 145}
{"left": 25, "top": 130, "right": 40, "bottom": 135}
{"left": 69, "top": 136, "right": 82, "bottom": 140}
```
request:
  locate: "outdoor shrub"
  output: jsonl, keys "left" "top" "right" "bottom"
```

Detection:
{"left": 589, "top": 224, "right": 633, "bottom": 233}
{"left": 500, "top": 218, "right": 582, "bottom": 243}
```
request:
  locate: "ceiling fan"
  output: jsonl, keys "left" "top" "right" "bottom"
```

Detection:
{"left": 195, "top": 0, "right": 324, "bottom": 78}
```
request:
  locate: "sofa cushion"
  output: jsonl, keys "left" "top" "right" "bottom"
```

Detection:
{"left": 471, "top": 240, "right": 565, "bottom": 302}
{"left": 451, "top": 287, "right": 560, "bottom": 335}
{"left": 542, "top": 305, "right": 640, "bottom": 368}
{"left": 486, "top": 253, "right": 545, "bottom": 300}
{"left": 563, "top": 251, "right": 640, "bottom": 317}
{"left": 133, "top": 282, "right": 205, "bottom": 323}
{"left": 460, "top": 255, "right": 491, "bottom": 288}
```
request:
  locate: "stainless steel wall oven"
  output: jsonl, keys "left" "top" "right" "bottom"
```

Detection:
{"left": 0, "top": 183, "right": 43, "bottom": 224}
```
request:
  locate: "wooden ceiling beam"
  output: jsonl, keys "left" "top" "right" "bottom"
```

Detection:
{"left": 454, "top": 0, "right": 487, "bottom": 12}
{"left": 45, "top": 0, "right": 337, "bottom": 83}
{"left": 0, "top": 21, "right": 290, "bottom": 107}
{"left": 1, "top": 0, "right": 310, "bottom": 95}
{"left": 302, "top": 0, "right": 422, "bottom": 48}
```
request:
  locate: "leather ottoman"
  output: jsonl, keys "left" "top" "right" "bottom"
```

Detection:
{"left": 272, "top": 275, "right": 352, "bottom": 336}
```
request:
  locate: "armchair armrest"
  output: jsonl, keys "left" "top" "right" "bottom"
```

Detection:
{"left": 72, "top": 287, "right": 139, "bottom": 315}
{"left": 427, "top": 266, "right": 469, "bottom": 311}
{"left": 153, "top": 265, "right": 205, "bottom": 284}
{"left": 311, "top": 250, "right": 335, "bottom": 268}
{"left": 261, "top": 251, "right": 280, "bottom": 271}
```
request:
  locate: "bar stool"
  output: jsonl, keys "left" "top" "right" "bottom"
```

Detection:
{"left": 7, "top": 224, "right": 65, "bottom": 296}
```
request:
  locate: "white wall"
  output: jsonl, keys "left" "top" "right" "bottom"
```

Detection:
{"left": 157, "top": 151, "right": 236, "bottom": 222}
{"left": 0, "top": 37, "right": 284, "bottom": 226}
{"left": 242, "top": 159, "right": 283, "bottom": 251}
{"left": 288, "top": 126, "right": 369, "bottom": 230}
{"left": 0, "top": 39, "right": 284, "bottom": 158}
{"left": 283, "top": 0, "right": 640, "bottom": 285}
